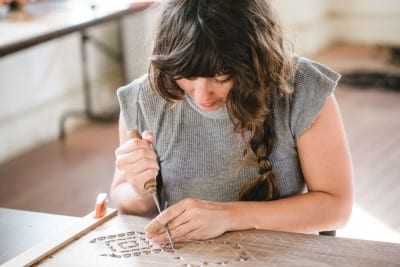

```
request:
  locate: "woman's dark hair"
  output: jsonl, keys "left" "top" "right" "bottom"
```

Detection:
{"left": 148, "top": 0, "right": 294, "bottom": 201}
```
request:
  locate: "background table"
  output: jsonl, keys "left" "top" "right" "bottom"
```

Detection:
{"left": 0, "top": 0, "right": 155, "bottom": 57}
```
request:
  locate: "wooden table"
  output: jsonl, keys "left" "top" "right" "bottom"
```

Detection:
{"left": 0, "top": 0, "right": 156, "bottom": 139}
{"left": 0, "top": 0, "right": 156, "bottom": 57}
{"left": 2, "top": 208, "right": 400, "bottom": 266}
{"left": 0, "top": 207, "right": 78, "bottom": 264}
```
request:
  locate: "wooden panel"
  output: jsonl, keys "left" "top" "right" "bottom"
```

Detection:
{"left": 5, "top": 213, "right": 399, "bottom": 266}
{"left": 2, "top": 209, "right": 117, "bottom": 267}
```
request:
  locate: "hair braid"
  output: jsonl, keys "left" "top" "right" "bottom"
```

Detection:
{"left": 238, "top": 110, "right": 280, "bottom": 201}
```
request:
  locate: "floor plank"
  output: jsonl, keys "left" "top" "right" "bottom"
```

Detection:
{"left": 0, "top": 123, "right": 118, "bottom": 217}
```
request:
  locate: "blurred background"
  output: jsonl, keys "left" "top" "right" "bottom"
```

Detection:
{"left": 0, "top": 0, "right": 399, "bottom": 244}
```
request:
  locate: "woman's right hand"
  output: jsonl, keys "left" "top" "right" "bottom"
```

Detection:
{"left": 114, "top": 130, "right": 159, "bottom": 196}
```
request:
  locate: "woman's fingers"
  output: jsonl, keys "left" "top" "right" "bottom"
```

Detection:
{"left": 145, "top": 200, "right": 189, "bottom": 237}
{"left": 145, "top": 207, "right": 190, "bottom": 236}
{"left": 142, "top": 130, "right": 155, "bottom": 144}
{"left": 116, "top": 151, "right": 159, "bottom": 172}
{"left": 154, "top": 199, "right": 190, "bottom": 228}
{"left": 115, "top": 138, "right": 153, "bottom": 155}
{"left": 149, "top": 221, "right": 198, "bottom": 244}
{"left": 114, "top": 134, "right": 159, "bottom": 195}
{"left": 145, "top": 218, "right": 165, "bottom": 234}
{"left": 145, "top": 199, "right": 204, "bottom": 243}
{"left": 145, "top": 199, "right": 230, "bottom": 243}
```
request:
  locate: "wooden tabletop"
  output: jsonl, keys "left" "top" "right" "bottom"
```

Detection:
{"left": 0, "top": 207, "right": 78, "bottom": 264}
{"left": 2, "top": 209, "right": 400, "bottom": 266}
{"left": 0, "top": 0, "right": 156, "bottom": 57}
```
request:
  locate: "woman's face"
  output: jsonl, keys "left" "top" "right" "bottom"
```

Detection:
{"left": 175, "top": 74, "right": 233, "bottom": 112}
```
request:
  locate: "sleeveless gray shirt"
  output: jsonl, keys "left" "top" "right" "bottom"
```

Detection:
{"left": 117, "top": 55, "right": 340, "bottom": 207}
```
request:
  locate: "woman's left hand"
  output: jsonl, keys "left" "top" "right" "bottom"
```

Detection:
{"left": 145, "top": 198, "right": 231, "bottom": 243}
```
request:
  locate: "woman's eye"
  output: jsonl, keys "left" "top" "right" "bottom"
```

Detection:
{"left": 214, "top": 76, "right": 231, "bottom": 84}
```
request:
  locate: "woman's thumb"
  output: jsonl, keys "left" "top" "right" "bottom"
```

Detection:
{"left": 141, "top": 130, "right": 155, "bottom": 144}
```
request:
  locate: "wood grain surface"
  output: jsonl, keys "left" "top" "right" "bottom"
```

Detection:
{"left": 6, "top": 213, "right": 399, "bottom": 267}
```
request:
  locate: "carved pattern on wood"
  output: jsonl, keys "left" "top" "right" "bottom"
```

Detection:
{"left": 89, "top": 231, "right": 252, "bottom": 266}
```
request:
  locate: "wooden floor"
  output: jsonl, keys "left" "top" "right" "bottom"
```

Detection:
{"left": 0, "top": 44, "right": 399, "bottom": 243}
{"left": 0, "top": 123, "right": 118, "bottom": 217}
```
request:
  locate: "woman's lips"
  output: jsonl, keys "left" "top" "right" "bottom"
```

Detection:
{"left": 193, "top": 98, "right": 225, "bottom": 111}
{"left": 198, "top": 102, "right": 214, "bottom": 107}
{"left": 197, "top": 101, "right": 219, "bottom": 110}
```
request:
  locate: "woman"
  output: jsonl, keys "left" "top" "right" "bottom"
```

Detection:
{"left": 111, "top": 0, "right": 353, "bottom": 244}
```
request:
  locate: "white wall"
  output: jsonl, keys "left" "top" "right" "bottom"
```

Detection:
{"left": 0, "top": 21, "right": 124, "bottom": 163}
{"left": 273, "top": 0, "right": 400, "bottom": 56}
{"left": 272, "top": 0, "right": 334, "bottom": 57}
{"left": 330, "top": 0, "right": 400, "bottom": 45}
{"left": 122, "top": 5, "right": 160, "bottom": 82}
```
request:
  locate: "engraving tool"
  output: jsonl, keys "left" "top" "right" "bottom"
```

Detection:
{"left": 127, "top": 130, "right": 175, "bottom": 249}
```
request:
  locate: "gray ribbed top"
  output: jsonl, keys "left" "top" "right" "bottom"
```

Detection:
{"left": 117, "top": 55, "right": 340, "bottom": 207}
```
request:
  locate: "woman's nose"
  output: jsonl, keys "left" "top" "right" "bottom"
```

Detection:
{"left": 192, "top": 78, "right": 213, "bottom": 98}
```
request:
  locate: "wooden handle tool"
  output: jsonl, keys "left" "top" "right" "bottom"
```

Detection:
{"left": 127, "top": 130, "right": 175, "bottom": 249}
{"left": 128, "top": 130, "right": 158, "bottom": 193}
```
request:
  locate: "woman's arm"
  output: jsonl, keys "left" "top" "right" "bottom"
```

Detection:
{"left": 227, "top": 94, "right": 354, "bottom": 233}
{"left": 110, "top": 113, "right": 158, "bottom": 216}
{"left": 146, "top": 94, "right": 353, "bottom": 242}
